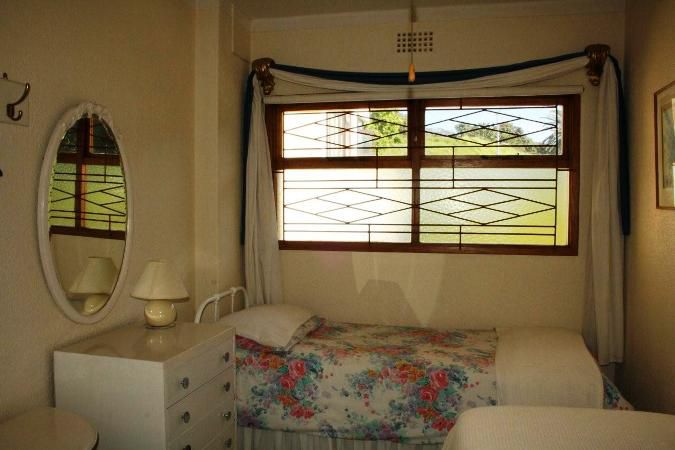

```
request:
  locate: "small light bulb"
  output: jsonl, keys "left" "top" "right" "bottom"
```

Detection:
{"left": 408, "top": 62, "right": 416, "bottom": 83}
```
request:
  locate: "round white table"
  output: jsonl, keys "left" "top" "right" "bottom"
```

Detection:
{"left": 0, "top": 406, "right": 97, "bottom": 450}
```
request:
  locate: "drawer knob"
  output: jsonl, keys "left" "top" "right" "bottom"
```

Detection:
{"left": 180, "top": 377, "right": 190, "bottom": 389}
{"left": 223, "top": 352, "right": 230, "bottom": 363}
{"left": 223, "top": 382, "right": 231, "bottom": 392}
{"left": 223, "top": 411, "right": 232, "bottom": 420}
{"left": 225, "top": 438, "right": 233, "bottom": 448}
{"left": 183, "top": 446, "right": 191, "bottom": 450}
{"left": 182, "top": 411, "right": 191, "bottom": 424}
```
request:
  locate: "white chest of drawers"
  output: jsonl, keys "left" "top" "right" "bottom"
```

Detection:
{"left": 54, "top": 322, "right": 235, "bottom": 450}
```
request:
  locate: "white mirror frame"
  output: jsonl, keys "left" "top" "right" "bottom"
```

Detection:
{"left": 37, "top": 102, "right": 133, "bottom": 324}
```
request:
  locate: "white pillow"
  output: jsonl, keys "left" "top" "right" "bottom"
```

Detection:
{"left": 220, "top": 304, "right": 314, "bottom": 349}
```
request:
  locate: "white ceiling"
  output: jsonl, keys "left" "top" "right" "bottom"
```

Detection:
{"left": 233, "top": 0, "right": 561, "bottom": 20}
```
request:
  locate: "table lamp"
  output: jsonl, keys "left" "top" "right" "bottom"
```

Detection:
{"left": 131, "top": 259, "right": 189, "bottom": 328}
{"left": 69, "top": 256, "right": 118, "bottom": 316}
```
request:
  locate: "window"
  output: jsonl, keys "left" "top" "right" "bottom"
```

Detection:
{"left": 267, "top": 96, "right": 579, "bottom": 255}
{"left": 49, "top": 116, "right": 127, "bottom": 240}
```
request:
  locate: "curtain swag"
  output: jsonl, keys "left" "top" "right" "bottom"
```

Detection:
{"left": 243, "top": 46, "right": 628, "bottom": 234}
{"left": 241, "top": 44, "right": 626, "bottom": 365}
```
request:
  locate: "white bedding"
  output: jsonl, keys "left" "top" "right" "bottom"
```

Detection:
{"left": 496, "top": 327, "right": 604, "bottom": 408}
{"left": 443, "top": 406, "right": 675, "bottom": 450}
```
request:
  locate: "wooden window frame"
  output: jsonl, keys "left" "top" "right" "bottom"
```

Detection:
{"left": 267, "top": 95, "right": 580, "bottom": 255}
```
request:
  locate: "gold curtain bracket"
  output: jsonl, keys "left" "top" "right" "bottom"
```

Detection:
{"left": 252, "top": 58, "right": 276, "bottom": 95}
{"left": 585, "top": 44, "right": 610, "bottom": 86}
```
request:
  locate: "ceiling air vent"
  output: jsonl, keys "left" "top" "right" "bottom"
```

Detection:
{"left": 396, "top": 31, "right": 433, "bottom": 53}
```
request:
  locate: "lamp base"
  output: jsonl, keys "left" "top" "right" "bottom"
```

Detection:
{"left": 144, "top": 300, "right": 177, "bottom": 328}
{"left": 144, "top": 322, "right": 176, "bottom": 329}
{"left": 81, "top": 294, "right": 108, "bottom": 316}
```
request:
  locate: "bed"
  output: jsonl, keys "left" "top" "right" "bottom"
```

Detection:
{"left": 442, "top": 406, "right": 675, "bottom": 450}
{"left": 194, "top": 291, "right": 631, "bottom": 450}
{"left": 234, "top": 320, "right": 630, "bottom": 448}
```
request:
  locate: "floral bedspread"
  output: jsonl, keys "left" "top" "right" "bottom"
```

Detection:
{"left": 235, "top": 320, "right": 630, "bottom": 444}
{"left": 236, "top": 321, "right": 496, "bottom": 443}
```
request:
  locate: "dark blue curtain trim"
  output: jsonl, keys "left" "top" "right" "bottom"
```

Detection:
{"left": 241, "top": 72, "right": 255, "bottom": 244}
{"left": 610, "top": 55, "right": 630, "bottom": 235}
{"left": 272, "top": 51, "right": 585, "bottom": 85}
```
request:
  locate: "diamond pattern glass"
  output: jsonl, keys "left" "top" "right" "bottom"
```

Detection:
{"left": 282, "top": 169, "right": 412, "bottom": 242}
{"left": 426, "top": 105, "right": 562, "bottom": 156}
{"left": 284, "top": 108, "right": 408, "bottom": 158}
{"left": 420, "top": 168, "right": 569, "bottom": 245}
{"left": 50, "top": 164, "right": 127, "bottom": 232}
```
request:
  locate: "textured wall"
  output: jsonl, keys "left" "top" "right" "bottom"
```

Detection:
{"left": 194, "top": 0, "right": 248, "bottom": 312}
{"left": 622, "top": 0, "right": 675, "bottom": 414}
{"left": 251, "top": 7, "right": 625, "bottom": 329}
{"left": 216, "top": 4, "right": 249, "bottom": 304}
{"left": 0, "top": 0, "right": 194, "bottom": 420}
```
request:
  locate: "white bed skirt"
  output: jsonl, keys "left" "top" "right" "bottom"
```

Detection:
{"left": 237, "top": 427, "right": 444, "bottom": 450}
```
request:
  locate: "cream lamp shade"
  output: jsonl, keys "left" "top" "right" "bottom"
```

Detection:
{"left": 69, "top": 256, "right": 118, "bottom": 316}
{"left": 131, "top": 260, "right": 188, "bottom": 328}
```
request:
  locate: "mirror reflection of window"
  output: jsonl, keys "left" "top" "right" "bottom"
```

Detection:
{"left": 48, "top": 115, "right": 127, "bottom": 239}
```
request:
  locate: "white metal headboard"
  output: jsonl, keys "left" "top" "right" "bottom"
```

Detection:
{"left": 194, "top": 286, "right": 248, "bottom": 324}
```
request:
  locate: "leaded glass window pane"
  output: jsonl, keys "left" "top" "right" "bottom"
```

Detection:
{"left": 420, "top": 168, "right": 568, "bottom": 245}
{"left": 283, "top": 108, "right": 408, "bottom": 158}
{"left": 282, "top": 169, "right": 412, "bottom": 242}
{"left": 425, "top": 105, "right": 562, "bottom": 156}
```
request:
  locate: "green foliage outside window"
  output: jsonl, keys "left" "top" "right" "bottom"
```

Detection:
{"left": 364, "top": 110, "right": 408, "bottom": 156}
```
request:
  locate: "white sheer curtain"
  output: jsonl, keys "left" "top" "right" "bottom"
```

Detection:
{"left": 584, "top": 61, "right": 624, "bottom": 365}
{"left": 244, "top": 81, "right": 283, "bottom": 305}
{"left": 245, "top": 54, "right": 624, "bottom": 361}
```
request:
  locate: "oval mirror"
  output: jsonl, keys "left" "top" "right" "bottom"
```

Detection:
{"left": 38, "top": 103, "right": 132, "bottom": 323}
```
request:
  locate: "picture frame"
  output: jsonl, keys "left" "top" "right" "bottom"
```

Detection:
{"left": 655, "top": 80, "right": 675, "bottom": 209}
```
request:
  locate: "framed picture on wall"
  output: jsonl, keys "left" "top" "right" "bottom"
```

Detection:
{"left": 655, "top": 80, "right": 675, "bottom": 209}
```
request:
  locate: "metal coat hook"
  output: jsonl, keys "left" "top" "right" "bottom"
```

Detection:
{"left": 3, "top": 73, "right": 30, "bottom": 122}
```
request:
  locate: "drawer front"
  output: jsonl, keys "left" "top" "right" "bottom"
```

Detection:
{"left": 167, "top": 368, "right": 235, "bottom": 442}
{"left": 168, "top": 405, "right": 235, "bottom": 450}
{"left": 166, "top": 334, "right": 234, "bottom": 405}
{"left": 203, "top": 429, "right": 235, "bottom": 450}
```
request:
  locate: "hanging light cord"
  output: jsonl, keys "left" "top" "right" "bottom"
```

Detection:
{"left": 408, "top": 0, "right": 416, "bottom": 83}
